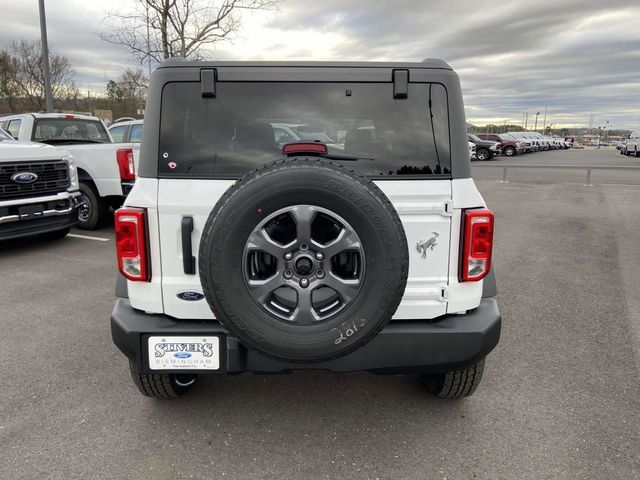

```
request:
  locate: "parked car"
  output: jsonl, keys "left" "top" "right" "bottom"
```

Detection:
{"left": 111, "top": 58, "right": 501, "bottom": 400}
{"left": 476, "top": 133, "right": 524, "bottom": 157}
{"left": 0, "top": 113, "right": 138, "bottom": 229}
{"left": 508, "top": 132, "right": 540, "bottom": 152}
{"left": 617, "top": 139, "right": 627, "bottom": 152}
{"left": 623, "top": 131, "right": 640, "bottom": 157}
{"left": 108, "top": 119, "right": 144, "bottom": 144}
{"left": 468, "top": 134, "right": 501, "bottom": 160}
{"left": 0, "top": 136, "right": 80, "bottom": 241}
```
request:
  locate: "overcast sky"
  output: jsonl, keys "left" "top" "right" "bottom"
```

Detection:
{"left": 2, "top": 0, "right": 639, "bottom": 129}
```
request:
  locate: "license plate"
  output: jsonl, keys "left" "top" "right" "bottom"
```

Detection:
{"left": 147, "top": 336, "right": 220, "bottom": 371}
{"left": 18, "top": 204, "right": 44, "bottom": 218}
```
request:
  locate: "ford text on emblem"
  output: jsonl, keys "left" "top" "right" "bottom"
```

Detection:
{"left": 177, "top": 291, "right": 205, "bottom": 301}
{"left": 11, "top": 172, "right": 39, "bottom": 184}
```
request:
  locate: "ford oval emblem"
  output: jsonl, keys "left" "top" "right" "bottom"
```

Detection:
{"left": 174, "top": 352, "right": 192, "bottom": 359}
{"left": 11, "top": 172, "right": 39, "bottom": 184}
{"left": 177, "top": 291, "right": 205, "bottom": 301}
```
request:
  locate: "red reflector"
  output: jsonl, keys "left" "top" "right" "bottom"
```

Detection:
{"left": 115, "top": 208, "right": 148, "bottom": 281}
{"left": 282, "top": 142, "right": 328, "bottom": 155}
{"left": 64, "top": 115, "right": 75, "bottom": 119}
{"left": 116, "top": 148, "right": 136, "bottom": 181}
{"left": 460, "top": 208, "right": 494, "bottom": 282}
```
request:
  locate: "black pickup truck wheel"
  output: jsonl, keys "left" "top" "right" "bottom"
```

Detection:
{"left": 199, "top": 157, "right": 409, "bottom": 362}
{"left": 476, "top": 148, "right": 491, "bottom": 161}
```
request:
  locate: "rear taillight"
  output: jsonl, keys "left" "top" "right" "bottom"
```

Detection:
{"left": 116, "top": 148, "right": 135, "bottom": 181}
{"left": 115, "top": 208, "right": 148, "bottom": 281}
{"left": 460, "top": 208, "right": 494, "bottom": 282}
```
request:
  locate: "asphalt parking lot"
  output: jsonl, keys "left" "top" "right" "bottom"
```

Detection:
{"left": 1, "top": 149, "right": 639, "bottom": 479}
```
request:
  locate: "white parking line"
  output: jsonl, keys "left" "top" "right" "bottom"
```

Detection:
{"left": 68, "top": 233, "right": 111, "bottom": 242}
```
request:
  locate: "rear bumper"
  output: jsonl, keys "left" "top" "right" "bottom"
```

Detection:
{"left": 111, "top": 298, "right": 501, "bottom": 375}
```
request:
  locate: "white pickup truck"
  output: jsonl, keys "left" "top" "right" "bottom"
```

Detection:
{"left": 623, "top": 131, "right": 640, "bottom": 157}
{"left": 0, "top": 129, "right": 80, "bottom": 241}
{"left": 0, "top": 113, "right": 138, "bottom": 229}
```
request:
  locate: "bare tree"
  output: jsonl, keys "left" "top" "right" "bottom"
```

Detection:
{"left": 5, "top": 40, "right": 77, "bottom": 111}
{"left": 0, "top": 49, "right": 20, "bottom": 112}
{"left": 100, "top": 0, "right": 281, "bottom": 66}
{"left": 106, "top": 67, "right": 149, "bottom": 117}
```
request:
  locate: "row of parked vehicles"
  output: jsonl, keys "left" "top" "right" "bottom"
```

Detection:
{"left": 467, "top": 131, "right": 574, "bottom": 161}
{"left": 0, "top": 113, "right": 141, "bottom": 240}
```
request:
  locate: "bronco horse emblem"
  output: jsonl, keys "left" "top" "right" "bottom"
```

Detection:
{"left": 416, "top": 232, "right": 439, "bottom": 259}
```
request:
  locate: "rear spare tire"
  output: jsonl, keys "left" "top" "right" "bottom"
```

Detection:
{"left": 199, "top": 158, "right": 409, "bottom": 362}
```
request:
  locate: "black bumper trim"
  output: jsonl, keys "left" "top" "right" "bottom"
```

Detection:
{"left": 0, "top": 212, "right": 78, "bottom": 241}
{"left": 112, "top": 299, "right": 501, "bottom": 374}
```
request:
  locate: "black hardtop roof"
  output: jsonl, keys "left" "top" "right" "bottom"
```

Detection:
{"left": 157, "top": 57, "right": 453, "bottom": 70}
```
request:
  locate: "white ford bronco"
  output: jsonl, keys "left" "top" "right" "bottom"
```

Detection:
{"left": 111, "top": 59, "right": 501, "bottom": 399}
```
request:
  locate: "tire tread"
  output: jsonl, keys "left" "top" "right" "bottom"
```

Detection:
{"left": 427, "top": 360, "right": 485, "bottom": 399}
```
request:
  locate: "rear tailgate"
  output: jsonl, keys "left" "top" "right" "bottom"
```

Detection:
{"left": 157, "top": 178, "right": 452, "bottom": 320}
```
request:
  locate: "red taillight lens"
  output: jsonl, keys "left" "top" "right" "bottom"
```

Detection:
{"left": 116, "top": 148, "right": 135, "bottom": 181}
{"left": 282, "top": 142, "right": 328, "bottom": 155}
{"left": 115, "top": 208, "right": 148, "bottom": 281}
{"left": 460, "top": 208, "right": 494, "bottom": 282}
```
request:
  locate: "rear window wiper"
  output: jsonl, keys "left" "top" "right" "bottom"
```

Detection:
{"left": 316, "top": 152, "right": 374, "bottom": 161}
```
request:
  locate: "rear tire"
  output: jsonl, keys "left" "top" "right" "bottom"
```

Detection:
{"left": 77, "top": 182, "right": 110, "bottom": 230}
{"left": 424, "top": 360, "right": 485, "bottom": 399}
{"left": 129, "top": 361, "right": 197, "bottom": 399}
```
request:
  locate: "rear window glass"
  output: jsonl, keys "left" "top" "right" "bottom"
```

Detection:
{"left": 109, "top": 125, "right": 126, "bottom": 142}
{"left": 130, "top": 124, "right": 143, "bottom": 143}
{"left": 33, "top": 118, "right": 110, "bottom": 144}
{"left": 159, "top": 82, "right": 451, "bottom": 178}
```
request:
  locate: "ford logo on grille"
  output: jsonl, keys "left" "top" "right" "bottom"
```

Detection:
{"left": 11, "top": 172, "right": 39, "bottom": 184}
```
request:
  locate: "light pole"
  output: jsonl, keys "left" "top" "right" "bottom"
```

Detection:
{"left": 534, "top": 111, "right": 540, "bottom": 132}
{"left": 38, "top": 0, "right": 54, "bottom": 112}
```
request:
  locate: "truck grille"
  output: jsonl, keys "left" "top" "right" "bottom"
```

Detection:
{"left": 0, "top": 160, "right": 70, "bottom": 200}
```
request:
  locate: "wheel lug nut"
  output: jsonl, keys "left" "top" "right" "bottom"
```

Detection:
{"left": 284, "top": 252, "right": 293, "bottom": 261}
{"left": 284, "top": 270, "right": 293, "bottom": 279}
{"left": 300, "top": 243, "right": 308, "bottom": 251}
{"left": 315, "top": 252, "right": 324, "bottom": 261}
{"left": 299, "top": 278, "right": 309, "bottom": 288}
{"left": 316, "top": 270, "right": 325, "bottom": 279}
